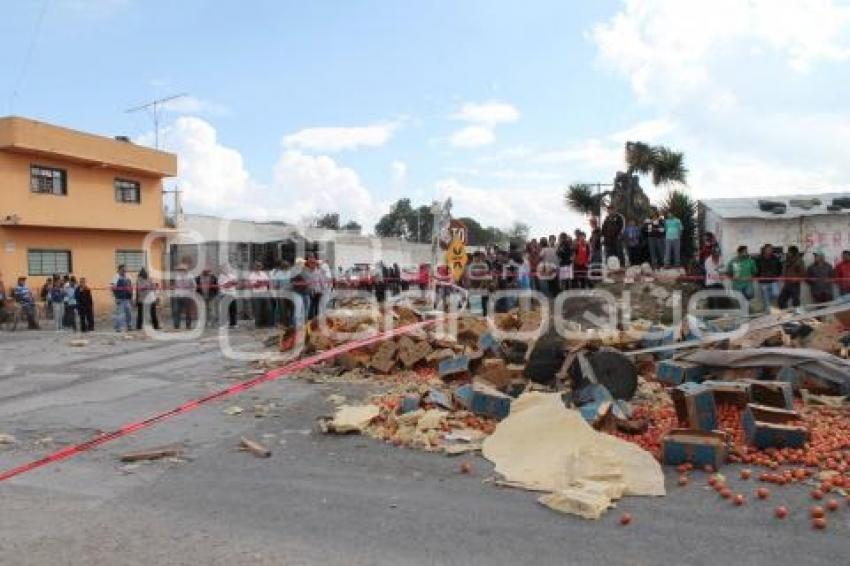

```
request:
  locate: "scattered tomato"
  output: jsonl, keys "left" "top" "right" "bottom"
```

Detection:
{"left": 756, "top": 487, "right": 770, "bottom": 500}
{"left": 740, "top": 469, "right": 752, "bottom": 480}
{"left": 811, "top": 489, "right": 824, "bottom": 500}
{"left": 733, "top": 494, "right": 745, "bottom": 506}
{"left": 810, "top": 506, "right": 825, "bottom": 519}
{"left": 812, "top": 517, "right": 827, "bottom": 530}
{"left": 774, "top": 506, "right": 788, "bottom": 519}
{"left": 620, "top": 513, "right": 632, "bottom": 526}
{"left": 826, "top": 499, "right": 839, "bottom": 512}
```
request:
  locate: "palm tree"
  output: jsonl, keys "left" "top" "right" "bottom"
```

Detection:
{"left": 565, "top": 184, "right": 601, "bottom": 216}
{"left": 565, "top": 142, "right": 688, "bottom": 222}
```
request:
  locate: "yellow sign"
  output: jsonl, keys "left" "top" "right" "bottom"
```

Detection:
{"left": 445, "top": 233, "right": 468, "bottom": 283}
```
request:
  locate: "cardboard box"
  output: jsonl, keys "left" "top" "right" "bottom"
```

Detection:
{"left": 702, "top": 380, "right": 751, "bottom": 407}
{"left": 747, "top": 380, "right": 794, "bottom": 410}
{"left": 656, "top": 360, "right": 707, "bottom": 386}
{"left": 741, "top": 404, "right": 807, "bottom": 449}
{"left": 662, "top": 429, "right": 727, "bottom": 469}
{"left": 671, "top": 383, "right": 717, "bottom": 432}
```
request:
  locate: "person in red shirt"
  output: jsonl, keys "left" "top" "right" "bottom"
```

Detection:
{"left": 836, "top": 250, "right": 850, "bottom": 297}
{"left": 573, "top": 231, "right": 590, "bottom": 289}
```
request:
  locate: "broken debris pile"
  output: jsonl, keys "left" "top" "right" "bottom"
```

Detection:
{"left": 306, "top": 288, "right": 850, "bottom": 520}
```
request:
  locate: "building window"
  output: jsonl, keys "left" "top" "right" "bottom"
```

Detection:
{"left": 115, "top": 178, "right": 141, "bottom": 203}
{"left": 30, "top": 165, "right": 67, "bottom": 195}
{"left": 27, "top": 249, "right": 72, "bottom": 276}
{"left": 116, "top": 249, "right": 146, "bottom": 272}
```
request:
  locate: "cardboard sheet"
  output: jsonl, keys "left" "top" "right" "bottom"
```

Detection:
{"left": 482, "top": 392, "right": 665, "bottom": 499}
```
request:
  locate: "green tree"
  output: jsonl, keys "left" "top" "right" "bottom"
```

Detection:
{"left": 341, "top": 220, "right": 362, "bottom": 233}
{"left": 566, "top": 142, "right": 688, "bottom": 223}
{"left": 374, "top": 199, "right": 434, "bottom": 242}
{"left": 315, "top": 212, "right": 340, "bottom": 230}
{"left": 565, "top": 184, "right": 603, "bottom": 217}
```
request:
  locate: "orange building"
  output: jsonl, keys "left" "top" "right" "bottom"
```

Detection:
{"left": 0, "top": 116, "right": 177, "bottom": 314}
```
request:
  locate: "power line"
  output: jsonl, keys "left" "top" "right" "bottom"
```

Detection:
{"left": 8, "top": 0, "right": 51, "bottom": 114}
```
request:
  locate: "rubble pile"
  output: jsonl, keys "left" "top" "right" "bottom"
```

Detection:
{"left": 294, "top": 286, "right": 850, "bottom": 520}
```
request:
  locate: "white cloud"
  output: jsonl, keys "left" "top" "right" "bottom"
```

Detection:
{"left": 592, "top": 0, "right": 850, "bottom": 101}
{"left": 452, "top": 100, "right": 520, "bottom": 126}
{"left": 449, "top": 125, "right": 496, "bottom": 148}
{"left": 448, "top": 100, "right": 519, "bottom": 148}
{"left": 390, "top": 160, "right": 407, "bottom": 186}
{"left": 142, "top": 117, "right": 252, "bottom": 212}
{"left": 609, "top": 118, "right": 675, "bottom": 143}
{"left": 534, "top": 139, "right": 622, "bottom": 171}
{"left": 272, "top": 150, "right": 379, "bottom": 226}
{"left": 141, "top": 117, "right": 382, "bottom": 229}
{"left": 435, "top": 178, "right": 584, "bottom": 238}
{"left": 688, "top": 154, "right": 840, "bottom": 201}
{"left": 283, "top": 122, "right": 398, "bottom": 152}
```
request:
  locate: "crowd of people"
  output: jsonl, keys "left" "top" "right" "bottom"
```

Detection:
{"left": 3, "top": 207, "right": 850, "bottom": 332}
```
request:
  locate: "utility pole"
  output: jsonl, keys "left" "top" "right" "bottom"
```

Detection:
{"left": 126, "top": 93, "right": 188, "bottom": 149}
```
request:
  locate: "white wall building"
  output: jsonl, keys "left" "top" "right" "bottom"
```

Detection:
{"left": 172, "top": 214, "right": 432, "bottom": 272}
{"left": 701, "top": 193, "right": 850, "bottom": 265}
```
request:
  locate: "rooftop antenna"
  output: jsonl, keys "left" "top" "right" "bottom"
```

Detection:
{"left": 125, "top": 92, "right": 188, "bottom": 149}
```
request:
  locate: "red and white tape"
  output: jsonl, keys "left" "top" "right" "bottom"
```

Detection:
{"left": 0, "top": 317, "right": 442, "bottom": 482}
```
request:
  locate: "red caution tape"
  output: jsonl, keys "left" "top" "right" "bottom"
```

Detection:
{"left": 0, "top": 317, "right": 441, "bottom": 482}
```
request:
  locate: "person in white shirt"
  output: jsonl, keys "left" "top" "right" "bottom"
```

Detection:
{"left": 703, "top": 246, "right": 726, "bottom": 310}
{"left": 248, "top": 261, "right": 272, "bottom": 328}
{"left": 172, "top": 264, "right": 195, "bottom": 329}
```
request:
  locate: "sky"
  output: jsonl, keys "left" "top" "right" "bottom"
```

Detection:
{"left": 2, "top": 0, "right": 850, "bottom": 237}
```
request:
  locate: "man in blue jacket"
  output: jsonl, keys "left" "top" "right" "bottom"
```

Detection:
{"left": 111, "top": 264, "right": 133, "bottom": 332}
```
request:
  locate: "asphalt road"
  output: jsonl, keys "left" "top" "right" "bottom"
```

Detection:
{"left": 0, "top": 329, "right": 847, "bottom": 565}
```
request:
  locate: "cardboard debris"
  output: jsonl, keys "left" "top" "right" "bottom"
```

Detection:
{"left": 369, "top": 341, "right": 398, "bottom": 374}
{"left": 397, "top": 336, "right": 432, "bottom": 368}
{"left": 800, "top": 389, "right": 847, "bottom": 407}
{"left": 0, "top": 433, "right": 17, "bottom": 445}
{"left": 482, "top": 392, "right": 665, "bottom": 517}
{"left": 538, "top": 478, "right": 627, "bottom": 520}
{"left": 321, "top": 404, "right": 380, "bottom": 434}
{"left": 326, "top": 394, "right": 347, "bottom": 405}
